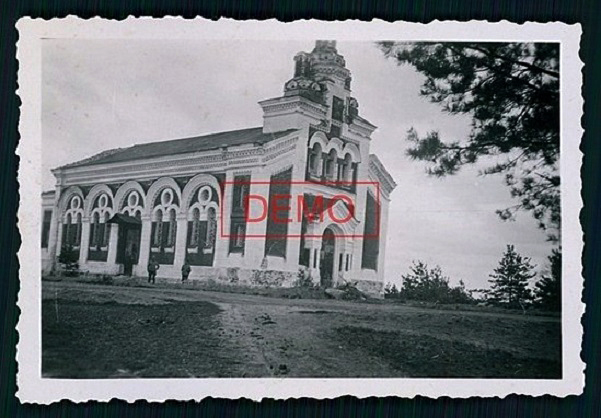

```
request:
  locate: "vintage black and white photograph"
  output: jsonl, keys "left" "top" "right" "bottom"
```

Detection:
{"left": 16, "top": 18, "right": 583, "bottom": 401}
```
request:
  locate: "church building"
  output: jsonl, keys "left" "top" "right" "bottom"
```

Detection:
{"left": 41, "top": 41, "right": 397, "bottom": 296}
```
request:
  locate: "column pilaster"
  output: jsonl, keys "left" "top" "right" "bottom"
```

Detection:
{"left": 79, "top": 218, "right": 90, "bottom": 266}
{"left": 47, "top": 185, "right": 62, "bottom": 272}
{"left": 215, "top": 171, "right": 234, "bottom": 266}
{"left": 106, "top": 223, "right": 120, "bottom": 272}
{"left": 376, "top": 196, "right": 390, "bottom": 289}
{"left": 136, "top": 215, "right": 152, "bottom": 276}
{"left": 245, "top": 167, "right": 269, "bottom": 268}
{"left": 173, "top": 214, "right": 188, "bottom": 268}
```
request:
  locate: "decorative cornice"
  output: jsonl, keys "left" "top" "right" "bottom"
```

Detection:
{"left": 368, "top": 154, "right": 397, "bottom": 197}
{"left": 259, "top": 96, "right": 327, "bottom": 117}
{"left": 348, "top": 119, "right": 376, "bottom": 138}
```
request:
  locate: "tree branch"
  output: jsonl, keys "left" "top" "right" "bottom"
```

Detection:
{"left": 467, "top": 45, "right": 560, "bottom": 78}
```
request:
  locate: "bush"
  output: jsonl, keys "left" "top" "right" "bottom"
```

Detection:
{"left": 58, "top": 244, "right": 80, "bottom": 277}
{"left": 384, "top": 282, "right": 402, "bottom": 300}
{"left": 293, "top": 268, "right": 315, "bottom": 289}
{"left": 250, "top": 270, "right": 286, "bottom": 287}
{"left": 399, "top": 261, "right": 473, "bottom": 304}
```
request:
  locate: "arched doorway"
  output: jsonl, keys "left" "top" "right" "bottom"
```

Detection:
{"left": 320, "top": 227, "right": 336, "bottom": 288}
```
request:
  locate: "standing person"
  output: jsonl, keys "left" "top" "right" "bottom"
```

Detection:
{"left": 147, "top": 256, "right": 159, "bottom": 284}
{"left": 181, "top": 259, "right": 191, "bottom": 283}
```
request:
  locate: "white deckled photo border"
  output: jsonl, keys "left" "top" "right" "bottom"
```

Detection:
{"left": 15, "top": 17, "right": 584, "bottom": 403}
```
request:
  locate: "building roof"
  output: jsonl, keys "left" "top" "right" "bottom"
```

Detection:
{"left": 59, "top": 127, "right": 297, "bottom": 170}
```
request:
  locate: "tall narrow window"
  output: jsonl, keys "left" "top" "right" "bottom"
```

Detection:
{"left": 332, "top": 96, "right": 344, "bottom": 122}
{"left": 88, "top": 210, "right": 108, "bottom": 262}
{"left": 90, "top": 212, "right": 99, "bottom": 248}
{"left": 239, "top": 184, "right": 249, "bottom": 211}
{"left": 342, "top": 153, "right": 352, "bottom": 182}
{"left": 102, "top": 212, "right": 110, "bottom": 247}
{"left": 167, "top": 209, "right": 177, "bottom": 247}
{"left": 75, "top": 213, "right": 82, "bottom": 247}
{"left": 325, "top": 149, "right": 338, "bottom": 180}
{"left": 206, "top": 208, "right": 216, "bottom": 249}
{"left": 190, "top": 208, "right": 200, "bottom": 247}
{"left": 152, "top": 209, "right": 163, "bottom": 247}
{"left": 234, "top": 224, "right": 245, "bottom": 248}
{"left": 264, "top": 168, "right": 292, "bottom": 258}
{"left": 65, "top": 214, "right": 72, "bottom": 245}
{"left": 308, "top": 143, "right": 322, "bottom": 177}
{"left": 41, "top": 210, "right": 52, "bottom": 248}
{"left": 229, "top": 175, "right": 251, "bottom": 254}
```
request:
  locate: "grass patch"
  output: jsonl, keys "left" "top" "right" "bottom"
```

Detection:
{"left": 42, "top": 299, "right": 231, "bottom": 378}
{"left": 335, "top": 326, "right": 561, "bottom": 378}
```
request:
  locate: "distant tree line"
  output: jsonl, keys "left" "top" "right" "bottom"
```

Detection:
{"left": 385, "top": 244, "right": 561, "bottom": 312}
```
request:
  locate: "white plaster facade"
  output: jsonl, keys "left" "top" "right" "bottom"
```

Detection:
{"left": 41, "top": 41, "right": 396, "bottom": 296}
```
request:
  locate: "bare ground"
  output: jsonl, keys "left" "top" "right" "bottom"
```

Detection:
{"left": 42, "top": 280, "right": 561, "bottom": 378}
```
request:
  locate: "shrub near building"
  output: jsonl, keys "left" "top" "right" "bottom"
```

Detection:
{"left": 385, "top": 261, "right": 473, "bottom": 304}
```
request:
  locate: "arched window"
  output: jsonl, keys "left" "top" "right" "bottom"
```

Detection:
{"left": 187, "top": 184, "right": 219, "bottom": 264}
{"left": 149, "top": 186, "right": 180, "bottom": 264}
{"left": 325, "top": 149, "right": 338, "bottom": 180}
{"left": 308, "top": 143, "right": 322, "bottom": 176}
{"left": 341, "top": 153, "right": 353, "bottom": 182}
{"left": 61, "top": 194, "right": 84, "bottom": 260}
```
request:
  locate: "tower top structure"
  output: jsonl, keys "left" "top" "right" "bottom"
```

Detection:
{"left": 260, "top": 40, "right": 375, "bottom": 138}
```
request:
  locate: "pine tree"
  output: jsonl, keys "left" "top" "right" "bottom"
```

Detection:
{"left": 487, "top": 245, "right": 536, "bottom": 308}
{"left": 534, "top": 248, "right": 561, "bottom": 311}
{"left": 378, "top": 42, "right": 560, "bottom": 241}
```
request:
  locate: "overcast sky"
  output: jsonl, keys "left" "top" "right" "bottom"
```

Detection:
{"left": 42, "top": 39, "right": 556, "bottom": 289}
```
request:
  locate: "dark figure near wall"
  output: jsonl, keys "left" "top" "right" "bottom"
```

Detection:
{"left": 181, "top": 259, "right": 191, "bottom": 283}
{"left": 147, "top": 257, "right": 159, "bottom": 284}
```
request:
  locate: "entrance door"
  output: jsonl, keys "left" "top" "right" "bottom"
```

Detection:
{"left": 320, "top": 228, "right": 336, "bottom": 288}
{"left": 117, "top": 226, "right": 141, "bottom": 276}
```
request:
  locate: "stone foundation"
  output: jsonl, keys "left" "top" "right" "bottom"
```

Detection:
{"left": 143, "top": 266, "right": 299, "bottom": 288}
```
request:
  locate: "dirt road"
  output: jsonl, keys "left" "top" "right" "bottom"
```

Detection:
{"left": 42, "top": 280, "right": 561, "bottom": 378}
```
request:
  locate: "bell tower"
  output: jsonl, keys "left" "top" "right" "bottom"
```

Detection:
{"left": 259, "top": 40, "right": 375, "bottom": 140}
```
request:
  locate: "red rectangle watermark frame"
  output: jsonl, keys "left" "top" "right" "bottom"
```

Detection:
{"left": 219, "top": 180, "right": 380, "bottom": 239}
